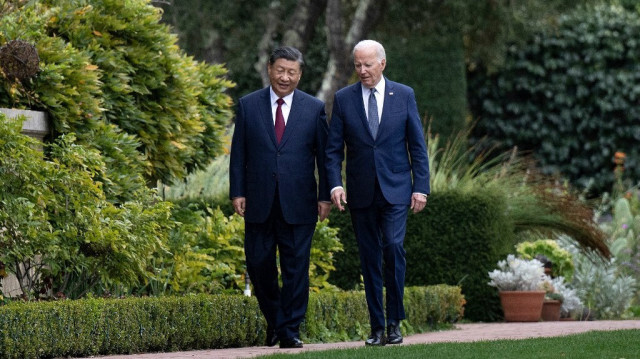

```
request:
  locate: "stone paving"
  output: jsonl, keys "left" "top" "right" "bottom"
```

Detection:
{"left": 78, "top": 320, "right": 640, "bottom": 359}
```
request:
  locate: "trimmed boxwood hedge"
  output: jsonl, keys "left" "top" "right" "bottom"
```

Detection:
{"left": 0, "top": 285, "right": 463, "bottom": 359}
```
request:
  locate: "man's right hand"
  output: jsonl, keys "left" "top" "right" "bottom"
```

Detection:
{"left": 331, "top": 188, "right": 347, "bottom": 211}
{"left": 232, "top": 197, "right": 246, "bottom": 217}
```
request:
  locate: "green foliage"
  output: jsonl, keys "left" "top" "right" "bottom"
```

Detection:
{"left": 163, "top": 146, "right": 231, "bottom": 202}
{"left": 572, "top": 255, "right": 637, "bottom": 319}
{"left": 469, "top": 4, "right": 640, "bottom": 195}
{"left": 0, "top": 286, "right": 463, "bottom": 358}
{"left": 140, "top": 204, "right": 246, "bottom": 296}
{"left": 0, "top": 115, "right": 172, "bottom": 299}
{"left": 516, "top": 239, "right": 575, "bottom": 281}
{"left": 0, "top": 0, "right": 234, "bottom": 194}
{"left": 309, "top": 220, "right": 343, "bottom": 292}
{"left": 138, "top": 200, "right": 343, "bottom": 296}
{"left": 560, "top": 235, "right": 637, "bottom": 319}
{"left": 377, "top": 1, "right": 469, "bottom": 141}
{"left": 596, "top": 186, "right": 640, "bottom": 305}
{"left": 0, "top": 295, "right": 263, "bottom": 358}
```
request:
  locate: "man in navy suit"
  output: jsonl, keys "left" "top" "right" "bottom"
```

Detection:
{"left": 229, "top": 46, "right": 330, "bottom": 349}
{"left": 325, "top": 40, "right": 430, "bottom": 346}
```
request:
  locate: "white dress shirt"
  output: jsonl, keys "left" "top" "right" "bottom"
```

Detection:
{"left": 270, "top": 88, "right": 294, "bottom": 125}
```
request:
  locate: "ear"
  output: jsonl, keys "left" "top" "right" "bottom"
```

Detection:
{"left": 381, "top": 58, "right": 386, "bottom": 71}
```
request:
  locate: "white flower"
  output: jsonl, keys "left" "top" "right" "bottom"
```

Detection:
{"left": 488, "top": 254, "right": 546, "bottom": 291}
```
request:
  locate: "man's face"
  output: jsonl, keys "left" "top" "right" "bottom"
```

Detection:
{"left": 354, "top": 47, "right": 386, "bottom": 89}
{"left": 267, "top": 58, "right": 302, "bottom": 97}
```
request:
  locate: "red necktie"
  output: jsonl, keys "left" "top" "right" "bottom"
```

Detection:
{"left": 275, "top": 98, "right": 285, "bottom": 144}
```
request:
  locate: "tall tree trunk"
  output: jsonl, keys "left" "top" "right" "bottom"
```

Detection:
{"left": 255, "top": 0, "right": 327, "bottom": 87}
{"left": 254, "top": 1, "right": 284, "bottom": 87}
{"left": 317, "top": 0, "right": 384, "bottom": 116}
{"left": 282, "top": 0, "right": 328, "bottom": 52}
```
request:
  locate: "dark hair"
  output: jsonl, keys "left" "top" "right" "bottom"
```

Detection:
{"left": 268, "top": 46, "right": 304, "bottom": 69}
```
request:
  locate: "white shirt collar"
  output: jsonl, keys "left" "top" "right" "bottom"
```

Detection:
{"left": 270, "top": 88, "right": 294, "bottom": 106}
{"left": 362, "top": 77, "right": 386, "bottom": 96}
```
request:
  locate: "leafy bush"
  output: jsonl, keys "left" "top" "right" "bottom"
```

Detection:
{"left": 560, "top": 235, "right": 637, "bottom": 319}
{"left": 0, "top": 286, "right": 463, "bottom": 358}
{"left": 0, "top": 0, "right": 234, "bottom": 197}
{"left": 139, "top": 204, "right": 246, "bottom": 296}
{"left": 469, "top": 4, "right": 640, "bottom": 195}
{"left": 136, "top": 201, "right": 343, "bottom": 296}
{"left": 0, "top": 116, "right": 172, "bottom": 299}
{"left": 517, "top": 239, "right": 575, "bottom": 281}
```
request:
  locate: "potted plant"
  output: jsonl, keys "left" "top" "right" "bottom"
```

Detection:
{"left": 541, "top": 278, "right": 563, "bottom": 321}
{"left": 488, "top": 254, "right": 547, "bottom": 321}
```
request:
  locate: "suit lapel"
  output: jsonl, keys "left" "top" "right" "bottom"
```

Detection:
{"left": 351, "top": 83, "right": 374, "bottom": 141}
{"left": 259, "top": 88, "right": 278, "bottom": 146}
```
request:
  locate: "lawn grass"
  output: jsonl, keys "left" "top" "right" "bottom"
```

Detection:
{"left": 258, "top": 329, "right": 640, "bottom": 359}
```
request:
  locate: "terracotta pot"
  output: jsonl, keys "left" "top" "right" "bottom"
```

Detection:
{"left": 541, "top": 299, "right": 562, "bottom": 321}
{"left": 499, "top": 291, "right": 545, "bottom": 322}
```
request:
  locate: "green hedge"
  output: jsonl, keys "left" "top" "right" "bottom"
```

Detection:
{"left": 0, "top": 286, "right": 463, "bottom": 359}
{"left": 468, "top": 4, "right": 640, "bottom": 195}
{"left": 328, "top": 190, "right": 514, "bottom": 322}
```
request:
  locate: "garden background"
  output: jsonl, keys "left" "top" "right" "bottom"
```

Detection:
{"left": 1, "top": 0, "right": 639, "bottom": 358}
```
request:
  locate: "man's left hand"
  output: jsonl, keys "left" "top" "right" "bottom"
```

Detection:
{"left": 318, "top": 202, "right": 331, "bottom": 221}
{"left": 410, "top": 193, "right": 428, "bottom": 214}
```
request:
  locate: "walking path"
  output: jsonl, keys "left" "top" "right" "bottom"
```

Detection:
{"left": 81, "top": 320, "right": 640, "bottom": 359}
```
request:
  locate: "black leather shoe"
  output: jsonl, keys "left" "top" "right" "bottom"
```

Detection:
{"left": 387, "top": 322, "right": 403, "bottom": 344}
{"left": 365, "top": 329, "right": 386, "bottom": 346}
{"left": 279, "top": 337, "right": 304, "bottom": 348}
{"left": 265, "top": 327, "right": 279, "bottom": 347}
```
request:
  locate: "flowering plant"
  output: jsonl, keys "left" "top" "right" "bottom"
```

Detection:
{"left": 488, "top": 255, "right": 547, "bottom": 291}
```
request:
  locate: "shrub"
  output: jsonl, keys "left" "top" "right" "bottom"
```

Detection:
{"left": 560, "top": 236, "right": 637, "bottom": 319}
{"left": 0, "top": 285, "right": 463, "bottom": 358}
{"left": 516, "top": 239, "right": 575, "bottom": 281}
{"left": 0, "top": 116, "right": 172, "bottom": 299}
{"left": 469, "top": 4, "right": 640, "bottom": 195}
{"left": 136, "top": 201, "right": 343, "bottom": 296}
{"left": 0, "top": 0, "right": 234, "bottom": 197}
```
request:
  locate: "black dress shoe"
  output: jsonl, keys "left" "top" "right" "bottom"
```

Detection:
{"left": 279, "top": 337, "right": 304, "bottom": 348}
{"left": 387, "top": 322, "right": 403, "bottom": 344}
{"left": 265, "top": 327, "right": 279, "bottom": 347}
{"left": 365, "top": 329, "right": 386, "bottom": 346}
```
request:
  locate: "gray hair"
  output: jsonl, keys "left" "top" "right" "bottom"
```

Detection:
{"left": 353, "top": 40, "right": 386, "bottom": 62}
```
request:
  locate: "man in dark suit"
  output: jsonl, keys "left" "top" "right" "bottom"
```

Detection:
{"left": 229, "top": 46, "right": 330, "bottom": 349}
{"left": 325, "top": 40, "right": 430, "bottom": 346}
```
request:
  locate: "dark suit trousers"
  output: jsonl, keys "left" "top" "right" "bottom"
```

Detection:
{"left": 244, "top": 187, "right": 315, "bottom": 340}
{"left": 350, "top": 181, "right": 408, "bottom": 331}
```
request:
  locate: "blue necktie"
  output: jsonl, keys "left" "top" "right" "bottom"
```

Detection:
{"left": 368, "top": 88, "right": 379, "bottom": 139}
